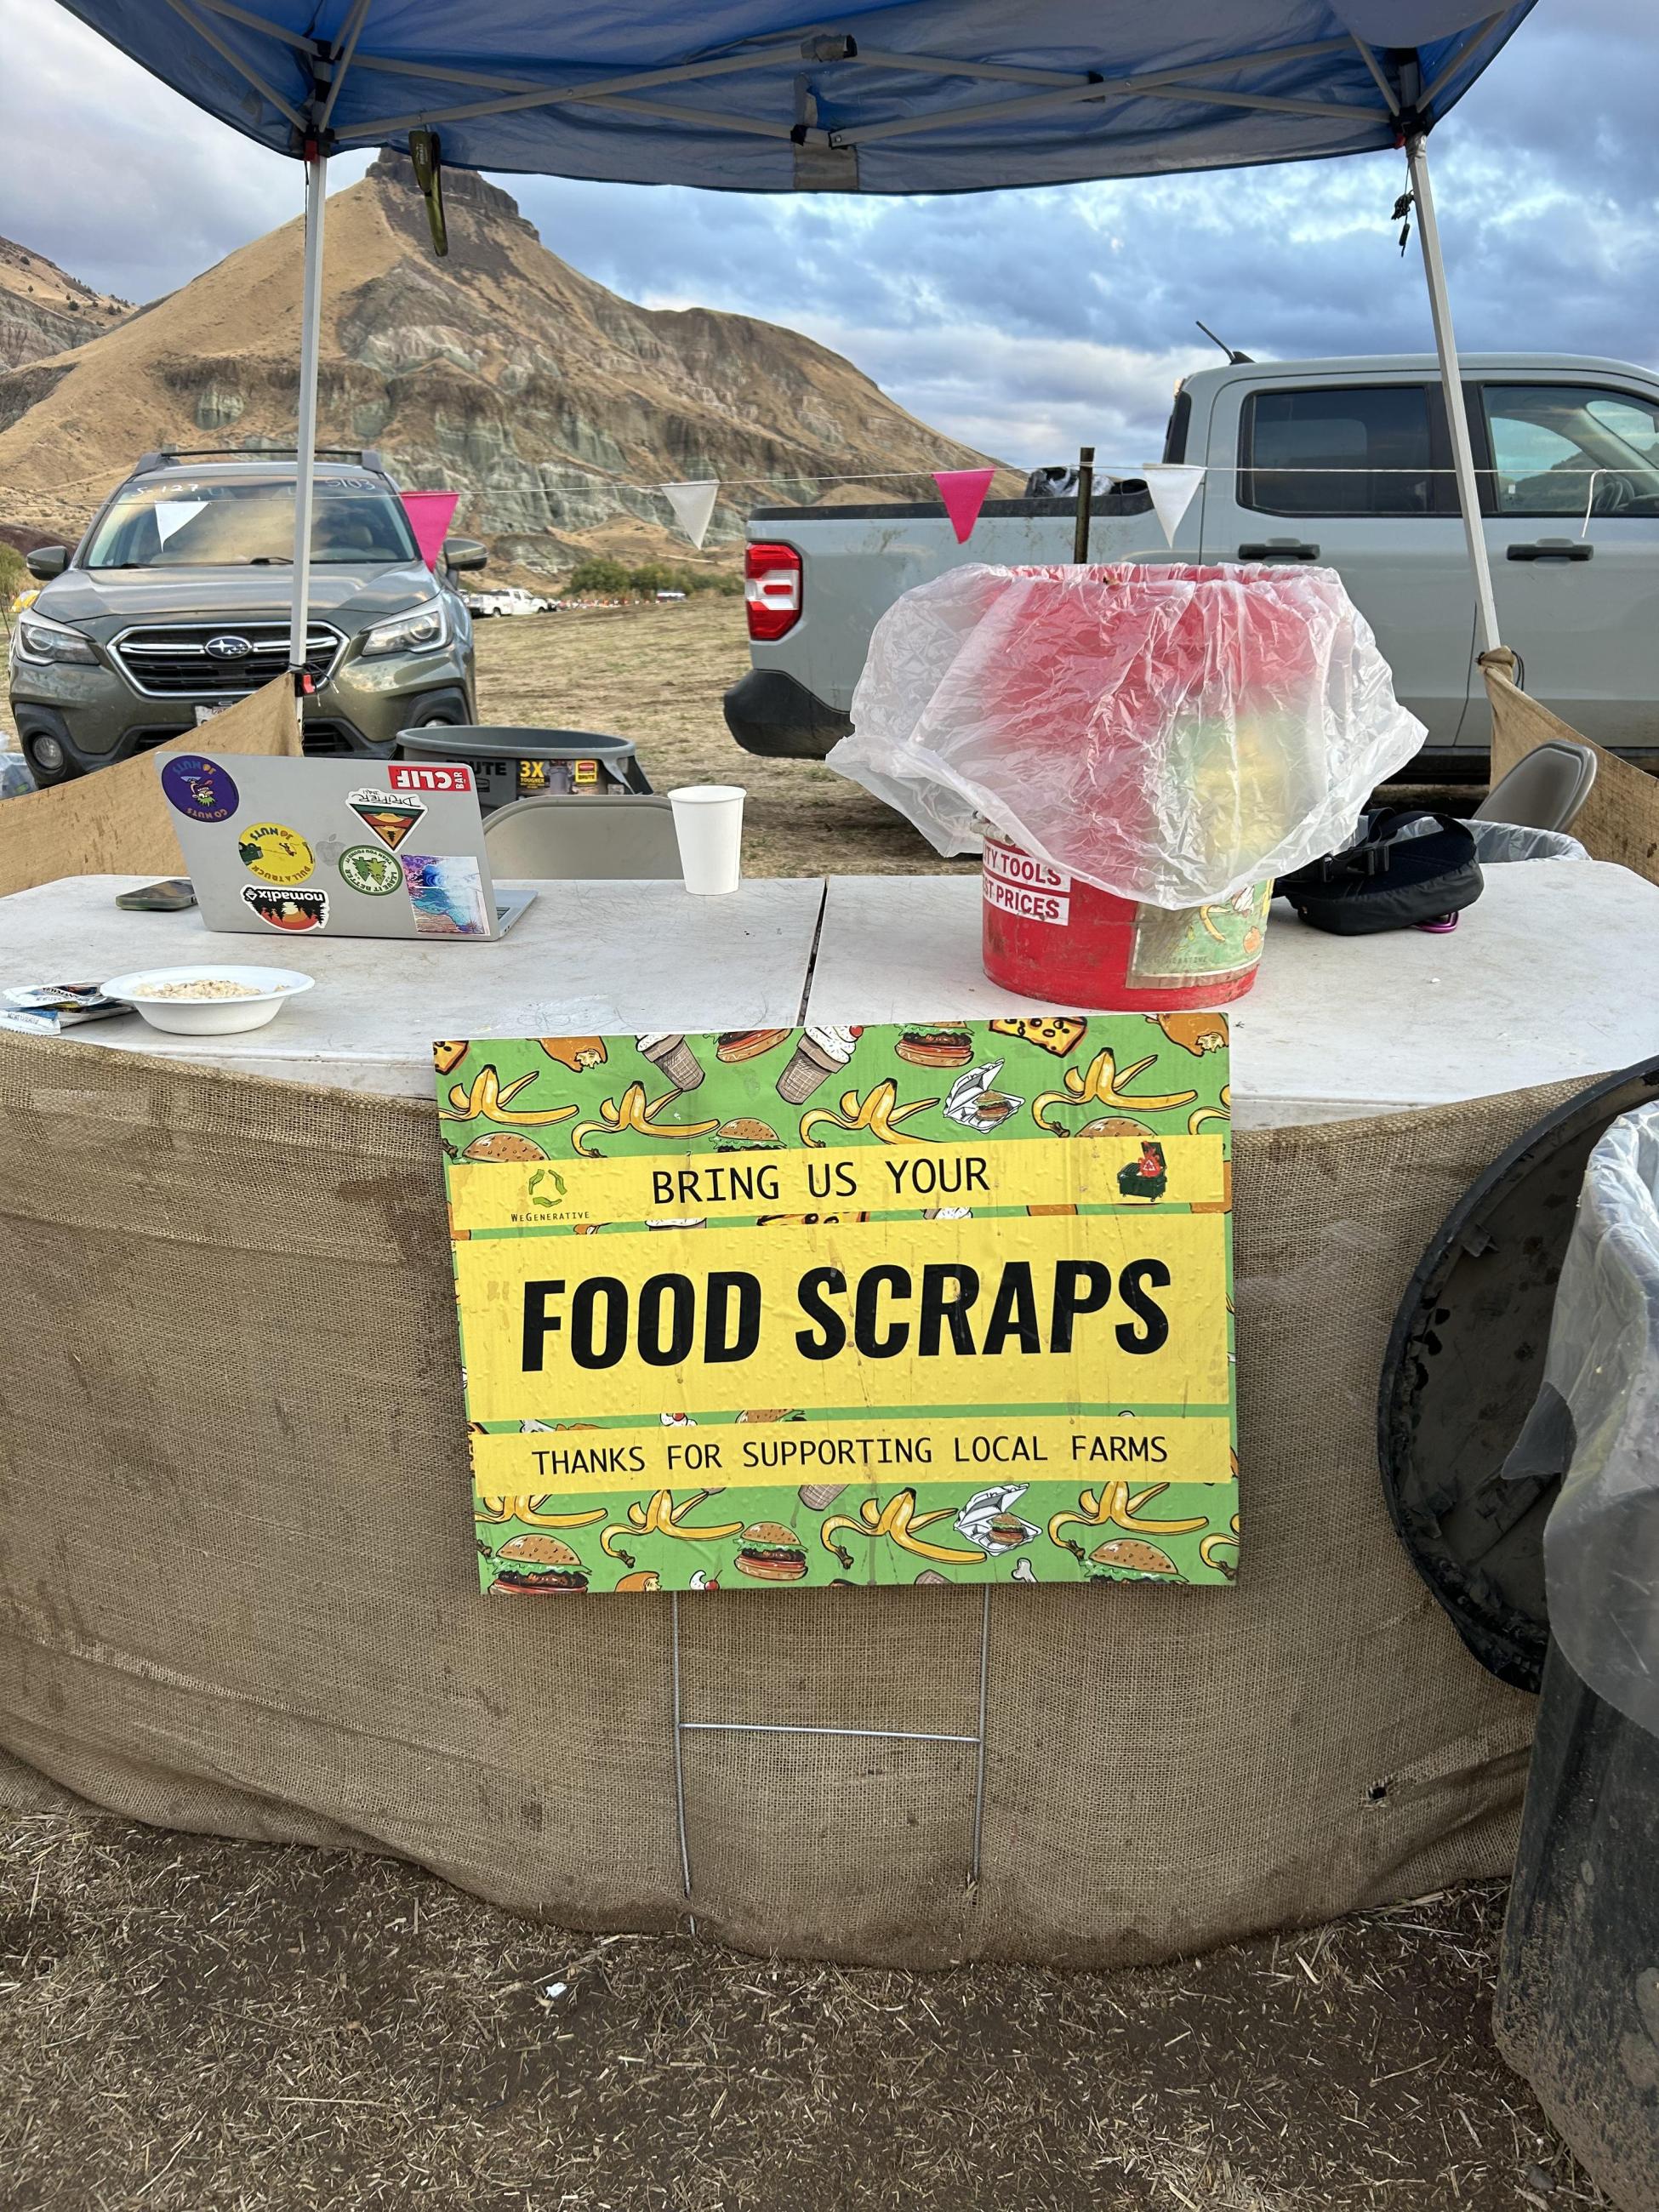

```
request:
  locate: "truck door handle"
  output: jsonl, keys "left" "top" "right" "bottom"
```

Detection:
{"left": 1508, "top": 539, "right": 1593, "bottom": 562}
{"left": 1238, "top": 539, "right": 1320, "bottom": 562}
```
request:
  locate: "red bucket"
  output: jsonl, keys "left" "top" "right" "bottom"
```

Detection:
{"left": 981, "top": 836, "right": 1270, "bottom": 1012}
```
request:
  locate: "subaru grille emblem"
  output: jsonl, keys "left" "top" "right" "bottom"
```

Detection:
{"left": 205, "top": 633, "right": 253, "bottom": 660}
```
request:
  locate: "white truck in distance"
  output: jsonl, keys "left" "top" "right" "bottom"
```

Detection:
{"left": 725, "top": 353, "right": 1659, "bottom": 772}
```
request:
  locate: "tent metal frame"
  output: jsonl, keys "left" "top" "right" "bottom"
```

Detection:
{"left": 178, "top": 0, "right": 1505, "bottom": 736}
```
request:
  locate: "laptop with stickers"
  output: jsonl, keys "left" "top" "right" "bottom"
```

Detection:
{"left": 157, "top": 753, "right": 536, "bottom": 943}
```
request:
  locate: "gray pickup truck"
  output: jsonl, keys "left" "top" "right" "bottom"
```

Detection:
{"left": 726, "top": 351, "right": 1659, "bottom": 772}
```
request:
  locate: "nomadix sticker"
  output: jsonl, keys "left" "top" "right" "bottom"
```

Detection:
{"left": 348, "top": 788, "right": 427, "bottom": 852}
{"left": 242, "top": 885, "right": 328, "bottom": 933}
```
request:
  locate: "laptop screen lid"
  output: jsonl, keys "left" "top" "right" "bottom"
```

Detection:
{"left": 158, "top": 753, "right": 525, "bottom": 942}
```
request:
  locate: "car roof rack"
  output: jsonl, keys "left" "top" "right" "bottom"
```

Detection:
{"left": 133, "top": 446, "right": 386, "bottom": 475}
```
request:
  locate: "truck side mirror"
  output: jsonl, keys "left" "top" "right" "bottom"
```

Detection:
{"left": 26, "top": 545, "right": 69, "bottom": 580}
{"left": 442, "top": 537, "right": 487, "bottom": 572}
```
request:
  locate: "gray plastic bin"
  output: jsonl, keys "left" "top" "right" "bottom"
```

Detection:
{"left": 396, "top": 726, "right": 650, "bottom": 813}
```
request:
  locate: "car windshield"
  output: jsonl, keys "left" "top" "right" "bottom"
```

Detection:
{"left": 83, "top": 476, "right": 419, "bottom": 567}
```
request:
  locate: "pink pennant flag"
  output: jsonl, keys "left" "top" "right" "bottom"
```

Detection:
{"left": 932, "top": 466, "right": 995, "bottom": 544}
{"left": 400, "top": 490, "right": 461, "bottom": 568}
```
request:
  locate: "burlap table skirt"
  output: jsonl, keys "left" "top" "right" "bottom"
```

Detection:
{"left": 0, "top": 1029, "right": 1568, "bottom": 1966}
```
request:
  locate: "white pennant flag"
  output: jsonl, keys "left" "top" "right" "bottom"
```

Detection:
{"left": 1140, "top": 465, "right": 1206, "bottom": 547}
{"left": 661, "top": 480, "right": 720, "bottom": 550}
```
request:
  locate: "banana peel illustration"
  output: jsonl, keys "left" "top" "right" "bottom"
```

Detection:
{"left": 801, "top": 1079, "right": 938, "bottom": 1148}
{"left": 573, "top": 1081, "right": 720, "bottom": 1155}
{"left": 1047, "top": 1480, "right": 1207, "bottom": 1562}
{"left": 1199, "top": 1512, "right": 1241, "bottom": 1579}
{"left": 601, "top": 1487, "right": 744, "bottom": 1565}
{"left": 820, "top": 1489, "right": 988, "bottom": 1570}
{"left": 1033, "top": 1050, "right": 1198, "bottom": 1135}
{"left": 474, "top": 1493, "right": 607, "bottom": 1531}
{"left": 442, "top": 1066, "right": 579, "bottom": 1127}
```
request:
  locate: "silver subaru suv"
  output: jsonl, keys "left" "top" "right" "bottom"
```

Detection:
{"left": 9, "top": 449, "right": 487, "bottom": 784}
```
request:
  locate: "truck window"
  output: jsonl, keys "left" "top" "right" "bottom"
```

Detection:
{"left": 1240, "top": 386, "right": 1434, "bottom": 517}
{"left": 1481, "top": 384, "right": 1659, "bottom": 518}
{"left": 1162, "top": 387, "right": 1193, "bottom": 465}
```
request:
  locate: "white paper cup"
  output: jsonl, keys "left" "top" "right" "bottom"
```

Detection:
{"left": 670, "top": 784, "right": 745, "bottom": 895}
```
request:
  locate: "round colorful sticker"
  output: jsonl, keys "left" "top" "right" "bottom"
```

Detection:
{"left": 339, "top": 843, "right": 402, "bottom": 896}
{"left": 237, "top": 821, "right": 315, "bottom": 886}
{"left": 241, "top": 885, "right": 328, "bottom": 932}
{"left": 161, "top": 754, "right": 239, "bottom": 823}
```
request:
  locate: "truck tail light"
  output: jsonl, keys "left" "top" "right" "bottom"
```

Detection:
{"left": 745, "top": 541, "right": 801, "bottom": 641}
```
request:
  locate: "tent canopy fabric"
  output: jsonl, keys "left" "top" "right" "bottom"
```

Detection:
{"left": 60, "top": 2, "right": 1535, "bottom": 193}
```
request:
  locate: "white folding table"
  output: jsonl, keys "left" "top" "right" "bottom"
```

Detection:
{"left": 3, "top": 864, "right": 1655, "bottom": 1124}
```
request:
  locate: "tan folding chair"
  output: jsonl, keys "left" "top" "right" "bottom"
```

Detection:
{"left": 483, "top": 794, "right": 682, "bottom": 881}
{"left": 1475, "top": 739, "right": 1598, "bottom": 837}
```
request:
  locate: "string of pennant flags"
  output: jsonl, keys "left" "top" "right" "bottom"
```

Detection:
{"left": 657, "top": 462, "right": 1207, "bottom": 549}
{"left": 3, "top": 457, "right": 1624, "bottom": 556}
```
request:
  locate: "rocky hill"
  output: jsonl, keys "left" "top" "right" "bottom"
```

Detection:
{"left": 0, "top": 236, "right": 128, "bottom": 370}
{"left": 0, "top": 157, "right": 1010, "bottom": 574}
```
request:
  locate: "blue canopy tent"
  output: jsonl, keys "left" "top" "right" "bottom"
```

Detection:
{"left": 54, "top": 1, "right": 1536, "bottom": 669}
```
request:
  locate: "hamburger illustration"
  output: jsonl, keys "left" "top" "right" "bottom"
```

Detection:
{"left": 636, "top": 1032, "right": 705, "bottom": 1091}
{"left": 716, "top": 1117, "right": 779, "bottom": 1151}
{"left": 776, "top": 1024, "right": 859, "bottom": 1104}
{"left": 733, "top": 1521, "right": 808, "bottom": 1582}
{"left": 1086, "top": 1537, "right": 1178, "bottom": 1582}
{"left": 462, "top": 1132, "right": 548, "bottom": 1163}
{"left": 492, "top": 1533, "right": 590, "bottom": 1593}
{"left": 895, "top": 1026, "right": 974, "bottom": 1069}
{"left": 986, "top": 1510, "right": 1031, "bottom": 1550}
{"left": 715, "top": 1029, "right": 790, "bottom": 1063}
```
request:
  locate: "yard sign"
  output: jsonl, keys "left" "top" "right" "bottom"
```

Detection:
{"left": 437, "top": 1018, "right": 1237, "bottom": 1594}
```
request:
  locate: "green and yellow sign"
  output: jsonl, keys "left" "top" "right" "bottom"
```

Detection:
{"left": 436, "top": 1016, "right": 1238, "bottom": 1596}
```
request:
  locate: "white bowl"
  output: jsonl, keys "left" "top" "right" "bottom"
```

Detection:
{"left": 100, "top": 965, "right": 315, "bottom": 1035}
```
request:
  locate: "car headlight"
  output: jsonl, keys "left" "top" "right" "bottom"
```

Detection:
{"left": 361, "top": 601, "right": 448, "bottom": 658}
{"left": 12, "top": 610, "right": 98, "bottom": 666}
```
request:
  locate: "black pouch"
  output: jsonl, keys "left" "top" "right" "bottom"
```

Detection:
{"left": 1275, "top": 807, "right": 1483, "bottom": 936}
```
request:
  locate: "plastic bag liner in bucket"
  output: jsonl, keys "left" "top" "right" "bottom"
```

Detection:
{"left": 828, "top": 562, "right": 1426, "bottom": 1010}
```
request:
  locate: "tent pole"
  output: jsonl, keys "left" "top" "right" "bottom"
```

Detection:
{"left": 1405, "top": 131, "right": 1501, "bottom": 657}
{"left": 288, "top": 148, "right": 328, "bottom": 676}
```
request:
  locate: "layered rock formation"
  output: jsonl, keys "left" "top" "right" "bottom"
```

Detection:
{"left": 0, "top": 157, "right": 1008, "bottom": 572}
{"left": 0, "top": 236, "right": 128, "bottom": 371}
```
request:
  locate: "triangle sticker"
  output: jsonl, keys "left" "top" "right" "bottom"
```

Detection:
{"left": 350, "top": 799, "right": 426, "bottom": 852}
{"left": 932, "top": 467, "right": 996, "bottom": 544}
{"left": 1141, "top": 465, "right": 1206, "bottom": 546}
{"left": 661, "top": 481, "right": 720, "bottom": 550}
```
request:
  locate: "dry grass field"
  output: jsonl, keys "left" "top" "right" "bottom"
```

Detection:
{"left": 473, "top": 596, "right": 975, "bottom": 878}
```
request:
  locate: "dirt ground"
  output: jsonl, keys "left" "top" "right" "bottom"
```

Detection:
{"left": 0, "top": 600, "right": 1600, "bottom": 2209}
{"left": 0, "top": 1816, "right": 1601, "bottom": 2212}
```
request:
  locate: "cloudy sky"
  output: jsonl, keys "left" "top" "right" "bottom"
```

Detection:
{"left": 6, "top": 1, "right": 1656, "bottom": 467}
